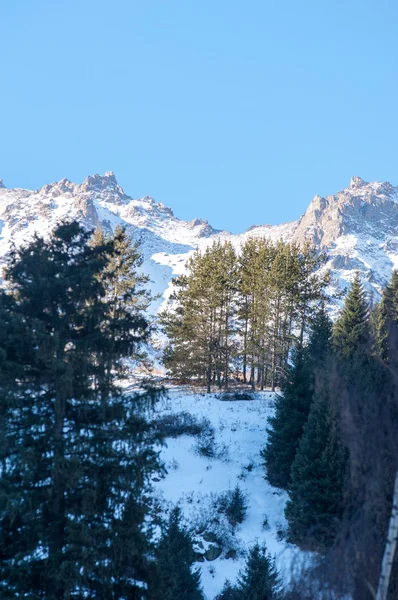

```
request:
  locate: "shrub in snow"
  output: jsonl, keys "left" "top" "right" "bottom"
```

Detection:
{"left": 218, "top": 391, "right": 254, "bottom": 402}
{"left": 194, "top": 429, "right": 229, "bottom": 461}
{"left": 154, "top": 411, "right": 213, "bottom": 439}
{"left": 186, "top": 492, "right": 243, "bottom": 555}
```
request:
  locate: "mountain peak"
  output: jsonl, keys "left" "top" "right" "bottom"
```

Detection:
{"left": 80, "top": 171, "right": 129, "bottom": 204}
{"left": 0, "top": 179, "right": 5, "bottom": 189}
{"left": 83, "top": 171, "right": 118, "bottom": 189}
{"left": 349, "top": 175, "right": 368, "bottom": 189}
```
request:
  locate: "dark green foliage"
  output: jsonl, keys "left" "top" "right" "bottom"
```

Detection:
{"left": 238, "top": 544, "right": 282, "bottom": 599}
{"left": 374, "top": 269, "right": 398, "bottom": 360}
{"left": 225, "top": 485, "right": 248, "bottom": 526}
{"left": 161, "top": 238, "right": 329, "bottom": 391}
{"left": 285, "top": 368, "right": 347, "bottom": 551}
{"left": 149, "top": 506, "right": 204, "bottom": 600}
{"left": 333, "top": 272, "right": 369, "bottom": 359}
{"left": 216, "top": 544, "right": 282, "bottom": 599}
{"left": 263, "top": 346, "right": 314, "bottom": 489}
{"left": 215, "top": 580, "right": 243, "bottom": 600}
{"left": 0, "top": 222, "right": 162, "bottom": 599}
{"left": 263, "top": 307, "right": 333, "bottom": 490}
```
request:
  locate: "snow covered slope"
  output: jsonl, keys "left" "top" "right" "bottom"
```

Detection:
{"left": 0, "top": 172, "right": 398, "bottom": 308}
{"left": 150, "top": 389, "right": 307, "bottom": 599}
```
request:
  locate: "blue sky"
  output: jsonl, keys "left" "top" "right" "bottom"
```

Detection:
{"left": 1, "top": 1, "right": 397, "bottom": 233}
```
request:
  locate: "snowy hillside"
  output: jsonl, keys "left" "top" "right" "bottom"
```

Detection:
{"left": 149, "top": 388, "right": 309, "bottom": 599}
{"left": 1, "top": 172, "right": 398, "bottom": 309}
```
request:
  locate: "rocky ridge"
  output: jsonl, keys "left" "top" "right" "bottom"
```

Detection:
{"left": 0, "top": 172, "right": 397, "bottom": 310}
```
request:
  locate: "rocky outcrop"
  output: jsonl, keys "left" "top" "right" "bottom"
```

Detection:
{"left": 0, "top": 172, "right": 397, "bottom": 310}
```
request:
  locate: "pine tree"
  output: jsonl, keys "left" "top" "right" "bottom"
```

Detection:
{"left": 161, "top": 240, "right": 238, "bottom": 391}
{"left": 333, "top": 272, "right": 369, "bottom": 359}
{"left": 285, "top": 366, "right": 347, "bottom": 551}
{"left": 0, "top": 222, "right": 162, "bottom": 599}
{"left": 225, "top": 485, "right": 248, "bottom": 526}
{"left": 374, "top": 270, "right": 398, "bottom": 360}
{"left": 216, "top": 544, "right": 282, "bottom": 600}
{"left": 149, "top": 507, "right": 204, "bottom": 600}
{"left": 238, "top": 544, "right": 282, "bottom": 599}
{"left": 263, "top": 345, "right": 314, "bottom": 489}
{"left": 263, "top": 306, "right": 333, "bottom": 489}
{"left": 215, "top": 580, "right": 242, "bottom": 600}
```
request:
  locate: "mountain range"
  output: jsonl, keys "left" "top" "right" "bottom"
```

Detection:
{"left": 1, "top": 171, "right": 398, "bottom": 311}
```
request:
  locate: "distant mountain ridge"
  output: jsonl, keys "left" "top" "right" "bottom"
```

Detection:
{"left": 1, "top": 171, "right": 397, "bottom": 310}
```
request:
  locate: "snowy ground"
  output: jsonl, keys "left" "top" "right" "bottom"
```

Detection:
{"left": 151, "top": 388, "right": 309, "bottom": 599}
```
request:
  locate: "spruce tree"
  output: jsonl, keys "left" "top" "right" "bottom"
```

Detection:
{"left": 216, "top": 544, "right": 282, "bottom": 600}
{"left": 263, "top": 345, "right": 314, "bottom": 489}
{"left": 264, "top": 306, "right": 333, "bottom": 489}
{"left": 374, "top": 270, "right": 398, "bottom": 360}
{"left": 238, "top": 544, "right": 282, "bottom": 599}
{"left": 285, "top": 367, "right": 347, "bottom": 551}
{"left": 0, "top": 222, "right": 162, "bottom": 599}
{"left": 215, "top": 580, "right": 242, "bottom": 600}
{"left": 149, "top": 507, "right": 204, "bottom": 600}
{"left": 333, "top": 272, "right": 369, "bottom": 359}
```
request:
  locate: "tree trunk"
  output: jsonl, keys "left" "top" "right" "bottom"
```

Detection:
{"left": 376, "top": 469, "right": 398, "bottom": 600}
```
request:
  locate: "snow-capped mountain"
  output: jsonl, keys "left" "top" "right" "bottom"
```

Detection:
{"left": 0, "top": 171, "right": 397, "bottom": 309}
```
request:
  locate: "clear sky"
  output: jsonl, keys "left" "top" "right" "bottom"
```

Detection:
{"left": 1, "top": 1, "right": 398, "bottom": 233}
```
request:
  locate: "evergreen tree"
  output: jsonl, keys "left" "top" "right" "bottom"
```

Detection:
{"left": 161, "top": 240, "right": 238, "bottom": 392}
{"left": 215, "top": 580, "right": 242, "bottom": 600}
{"left": 216, "top": 544, "right": 282, "bottom": 600}
{"left": 225, "top": 485, "right": 248, "bottom": 526}
{"left": 162, "top": 237, "right": 329, "bottom": 391}
{"left": 0, "top": 222, "right": 162, "bottom": 599}
{"left": 238, "top": 544, "right": 282, "bottom": 599}
{"left": 333, "top": 272, "right": 369, "bottom": 359}
{"left": 285, "top": 366, "right": 347, "bottom": 551}
{"left": 263, "top": 345, "right": 314, "bottom": 489}
{"left": 374, "top": 270, "right": 398, "bottom": 360}
{"left": 263, "top": 306, "right": 333, "bottom": 489}
{"left": 149, "top": 507, "right": 204, "bottom": 600}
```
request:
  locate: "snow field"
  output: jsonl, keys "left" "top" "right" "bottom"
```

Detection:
{"left": 152, "top": 388, "right": 307, "bottom": 599}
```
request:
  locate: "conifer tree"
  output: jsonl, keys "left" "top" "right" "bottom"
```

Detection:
{"left": 263, "top": 345, "right": 314, "bottom": 489}
{"left": 161, "top": 240, "right": 238, "bottom": 391}
{"left": 263, "top": 307, "right": 332, "bottom": 489}
{"left": 215, "top": 580, "right": 242, "bottom": 600}
{"left": 374, "top": 270, "right": 398, "bottom": 360}
{"left": 216, "top": 543, "right": 282, "bottom": 600}
{"left": 0, "top": 222, "right": 162, "bottom": 599}
{"left": 285, "top": 367, "right": 347, "bottom": 551}
{"left": 333, "top": 272, "right": 369, "bottom": 359}
{"left": 238, "top": 543, "right": 282, "bottom": 599}
{"left": 149, "top": 507, "right": 204, "bottom": 600}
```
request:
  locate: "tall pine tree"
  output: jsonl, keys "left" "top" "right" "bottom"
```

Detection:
{"left": 263, "top": 307, "right": 333, "bottom": 489}
{"left": 0, "top": 222, "right": 162, "bottom": 599}
{"left": 284, "top": 364, "right": 347, "bottom": 551}
{"left": 333, "top": 272, "right": 369, "bottom": 359}
{"left": 374, "top": 269, "right": 398, "bottom": 360}
{"left": 149, "top": 507, "right": 204, "bottom": 600}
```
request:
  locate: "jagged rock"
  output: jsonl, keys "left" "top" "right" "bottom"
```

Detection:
{"left": 193, "top": 552, "right": 205, "bottom": 563}
{"left": 225, "top": 549, "right": 237, "bottom": 560}
{"left": 204, "top": 544, "right": 222, "bottom": 561}
{"left": 203, "top": 532, "right": 219, "bottom": 543}
{"left": 0, "top": 172, "right": 397, "bottom": 313}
